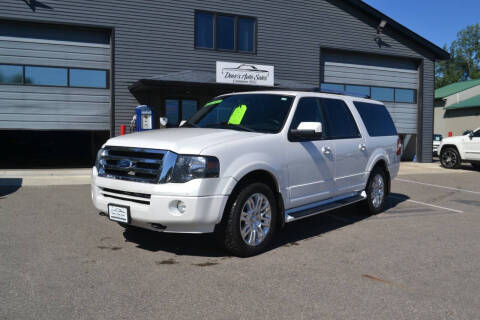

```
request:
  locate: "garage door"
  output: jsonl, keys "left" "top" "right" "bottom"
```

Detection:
{"left": 321, "top": 50, "right": 419, "bottom": 134}
{"left": 0, "top": 21, "right": 110, "bottom": 130}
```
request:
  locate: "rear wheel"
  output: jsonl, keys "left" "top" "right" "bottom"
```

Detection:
{"left": 440, "top": 147, "right": 461, "bottom": 169}
{"left": 359, "top": 166, "right": 387, "bottom": 215}
{"left": 218, "top": 182, "right": 277, "bottom": 257}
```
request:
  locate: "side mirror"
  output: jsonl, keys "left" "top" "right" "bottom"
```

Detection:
{"left": 179, "top": 120, "right": 187, "bottom": 127}
{"left": 288, "top": 122, "right": 323, "bottom": 142}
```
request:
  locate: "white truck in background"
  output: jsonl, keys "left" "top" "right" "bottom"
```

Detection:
{"left": 439, "top": 128, "right": 480, "bottom": 170}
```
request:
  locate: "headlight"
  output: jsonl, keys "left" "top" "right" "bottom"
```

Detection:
{"left": 95, "top": 148, "right": 106, "bottom": 170}
{"left": 170, "top": 155, "right": 220, "bottom": 183}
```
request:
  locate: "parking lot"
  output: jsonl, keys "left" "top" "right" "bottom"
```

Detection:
{"left": 1, "top": 162, "right": 480, "bottom": 320}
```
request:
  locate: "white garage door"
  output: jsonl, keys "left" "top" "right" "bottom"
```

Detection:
{"left": 321, "top": 50, "right": 419, "bottom": 134}
{"left": 0, "top": 21, "right": 111, "bottom": 130}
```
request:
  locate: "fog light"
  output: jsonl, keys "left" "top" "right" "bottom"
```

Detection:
{"left": 177, "top": 201, "right": 186, "bottom": 213}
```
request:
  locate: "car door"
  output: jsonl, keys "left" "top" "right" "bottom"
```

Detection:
{"left": 464, "top": 129, "right": 480, "bottom": 160}
{"left": 320, "top": 98, "right": 368, "bottom": 195}
{"left": 286, "top": 97, "right": 335, "bottom": 208}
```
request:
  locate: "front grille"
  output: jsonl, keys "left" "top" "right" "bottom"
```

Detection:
{"left": 97, "top": 146, "right": 175, "bottom": 184}
{"left": 100, "top": 187, "right": 152, "bottom": 205}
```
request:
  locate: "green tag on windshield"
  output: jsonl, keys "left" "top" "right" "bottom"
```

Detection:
{"left": 204, "top": 99, "right": 222, "bottom": 107}
{"left": 228, "top": 104, "right": 247, "bottom": 125}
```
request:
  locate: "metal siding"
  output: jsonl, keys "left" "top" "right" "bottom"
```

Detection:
{"left": 0, "top": 0, "right": 436, "bottom": 155}
{"left": 421, "top": 58, "right": 435, "bottom": 162}
{"left": 0, "top": 85, "right": 110, "bottom": 130}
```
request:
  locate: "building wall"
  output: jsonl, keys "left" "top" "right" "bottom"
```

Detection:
{"left": 0, "top": 0, "right": 437, "bottom": 161}
{"left": 434, "top": 103, "right": 480, "bottom": 137}
{"left": 443, "top": 85, "right": 480, "bottom": 107}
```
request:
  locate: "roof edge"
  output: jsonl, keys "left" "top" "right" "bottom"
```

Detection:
{"left": 345, "top": 0, "right": 450, "bottom": 60}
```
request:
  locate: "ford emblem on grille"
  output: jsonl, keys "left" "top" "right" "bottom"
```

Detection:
{"left": 117, "top": 159, "right": 133, "bottom": 169}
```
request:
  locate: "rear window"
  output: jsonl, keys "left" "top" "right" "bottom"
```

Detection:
{"left": 353, "top": 102, "right": 397, "bottom": 137}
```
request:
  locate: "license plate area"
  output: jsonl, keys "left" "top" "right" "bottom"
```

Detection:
{"left": 108, "top": 204, "right": 130, "bottom": 223}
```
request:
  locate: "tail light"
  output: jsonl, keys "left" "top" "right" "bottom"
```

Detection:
{"left": 396, "top": 137, "right": 402, "bottom": 156}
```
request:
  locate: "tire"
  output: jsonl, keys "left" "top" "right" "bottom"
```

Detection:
{"left": 440, "top": 147, "right": 461, "bottom": 169}
{"left": 472, "top": 162, "right": 480, "bottom": 170}
{"left": 217, "top": 182, "right": 277, "bottom": 257}
{"left": 359, "top": 166, "right": 387, "bottom": 215}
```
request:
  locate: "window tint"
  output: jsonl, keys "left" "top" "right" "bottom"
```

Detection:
{"left": 290, "top": 98, "right": 324, "bottom": 130}
{"left": 353, "top": 102, "right": 397, "bottom": 137}
{"left": 238, "top": 17, "right": 255, "bottom": 52}
{"left": 181, "top": 100, "right": 198, "bottom": 120}
{"left": 0, "top": 65, "right": 23, "bottom": 84}
{"left": 69, "top": 69, "right": 107, "bottom": 88}
{"left": 25, "top": 66, "right": 67, "bottom": 86}
{"left": 395, "top": 88, "right": 415, "bottom": 103}
{"left": 345, "top": 85, "right": 370, "bottom": 96}
{"left": 195, "top": 12, "right": 214, "bottom": 48}
{"left": 474, "top": 129, "right": 480, "bottom": 138}
{"left": 189, "top": 94, "right": 293, "bottom": 133}
{"left": 320, "top": 98, "right": 360, "bottom": 139}
{"left": 371, "top": 87, "right": 394, "bottom": 102}
{"left": 321, "top": 83, "right": 344, "bottom": 92}
{"left": 216, "top": 15, "right": 235, "bottom": 50}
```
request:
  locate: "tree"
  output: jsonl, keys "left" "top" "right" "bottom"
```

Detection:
{"left": 435, "top": 23, "right": 480, "bottom": 88}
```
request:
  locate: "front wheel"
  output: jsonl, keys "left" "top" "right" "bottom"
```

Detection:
{"left": 440, "top": 147, "right": 461, "bottom": 169}
{"left": 472, "top": 162, "right": 480, "bottom": 170}
{"left": 218, "top": 182, "right": 277, "bottom": 257}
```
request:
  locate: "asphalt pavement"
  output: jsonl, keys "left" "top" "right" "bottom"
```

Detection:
{"left": 1, "top": 163, "right": 480, "bottom": 319}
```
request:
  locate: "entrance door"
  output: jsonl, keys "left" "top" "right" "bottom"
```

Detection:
{"left": 286, "top": 97, "right": 335, "bottom": 208}
{"left": 164, "top": 99, "right": 198, "bottom": 127}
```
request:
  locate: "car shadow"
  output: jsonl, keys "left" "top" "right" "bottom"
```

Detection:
{"left": 0, "top": 178, "right": 23, "bottom": 198}
{"left": 122, "top": 194, "right": 409, "bottom": 257}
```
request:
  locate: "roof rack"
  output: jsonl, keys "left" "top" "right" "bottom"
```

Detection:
{"left": 314, "top": 87, "right": 371, "bottom": 99}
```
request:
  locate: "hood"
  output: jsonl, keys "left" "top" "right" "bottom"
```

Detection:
{"left": 104, "top": 128, "right": 262, "bottom": 154}
{"left": 441, "top": 135, "right": 464, "bottom": 144}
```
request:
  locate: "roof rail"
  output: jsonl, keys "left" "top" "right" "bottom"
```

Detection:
{"left": 314, "top": 87, "right": 371, "bottom": 99}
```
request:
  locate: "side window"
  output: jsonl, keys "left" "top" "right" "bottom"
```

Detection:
{"left": 353, "top": 102, "right": 397, "bottom": 137}
{"left": 290, "top": 97, "right": 324, "bottom": 130}
{"left": 320, "top": 98, "right": 360, "bottom": 139}
{"left": 474, "top": 130, "right": 480, "bottom": 138}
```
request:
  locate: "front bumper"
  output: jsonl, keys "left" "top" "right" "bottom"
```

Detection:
{"left": 91, "top": 168, "right": 230, "bottom": 233}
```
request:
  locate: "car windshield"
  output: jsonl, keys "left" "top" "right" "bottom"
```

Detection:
{"left": 186, "top": 94, "right": 294, "bottom": 133}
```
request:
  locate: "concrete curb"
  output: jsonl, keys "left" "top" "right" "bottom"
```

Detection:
{"left": 0, "top": 168, "right": 91, "bottom": 186}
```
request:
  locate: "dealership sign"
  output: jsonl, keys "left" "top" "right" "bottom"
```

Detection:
{"left": 216, "top": 61, "right": 274, "bottom": 87}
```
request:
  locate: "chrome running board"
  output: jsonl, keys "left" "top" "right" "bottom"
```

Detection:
{"left": 285, "top": 192, "right": 366, "bottom": 223}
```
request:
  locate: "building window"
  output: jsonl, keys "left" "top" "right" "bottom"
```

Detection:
{"left": 25, "top": 66, "right": 68, "bottom": 86}
{"left": 371, "top": 87, "right": 394, "bottom": 102}
{"left": 0, "top": 65, "right": 23, "bottom": 84}
{"left": 321, "top": 83, "right": 416, "bottom": 103}
{"left": 70, "top": 69, "right": 107, "bottom": 88}
{"left": 195, "top": 12, "right": 214, "bottom": 49}
{"left": 0, "top": 64, "right": 108, "bottom": 88}
{"left": 395, "top": 88, "right": 416, "bottom": 103}
{"left": 195, "top": 11, "right": 256, "bottom": 53}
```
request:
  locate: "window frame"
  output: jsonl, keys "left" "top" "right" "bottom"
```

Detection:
{"left": 194, "top": 10, "right": 257, "bottom": 54}
{"left": 0, "top": 63, "right": 109, "bottom": 89}
{"left": 320, "top": 82, "right": 417, "bottom": 104}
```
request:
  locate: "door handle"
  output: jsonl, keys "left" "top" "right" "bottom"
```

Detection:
{"left": 322, "top": 146, "right": 332, "bottom": 155}
{"left": 359, "top": 143, "right": 366, "bottom": 151}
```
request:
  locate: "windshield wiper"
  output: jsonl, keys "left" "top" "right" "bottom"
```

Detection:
{"left": 205, "top": 122, "right": 257, "bottom": 132}
{"left": 182, "top": 122, "right": 199, "bottom": 128}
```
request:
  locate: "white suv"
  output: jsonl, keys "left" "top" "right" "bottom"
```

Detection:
{"left": 92, "top": 91, "right": 401, "bottom": 256}
{"left": 439, "top": 128, "right": 480, "bottom": 170}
